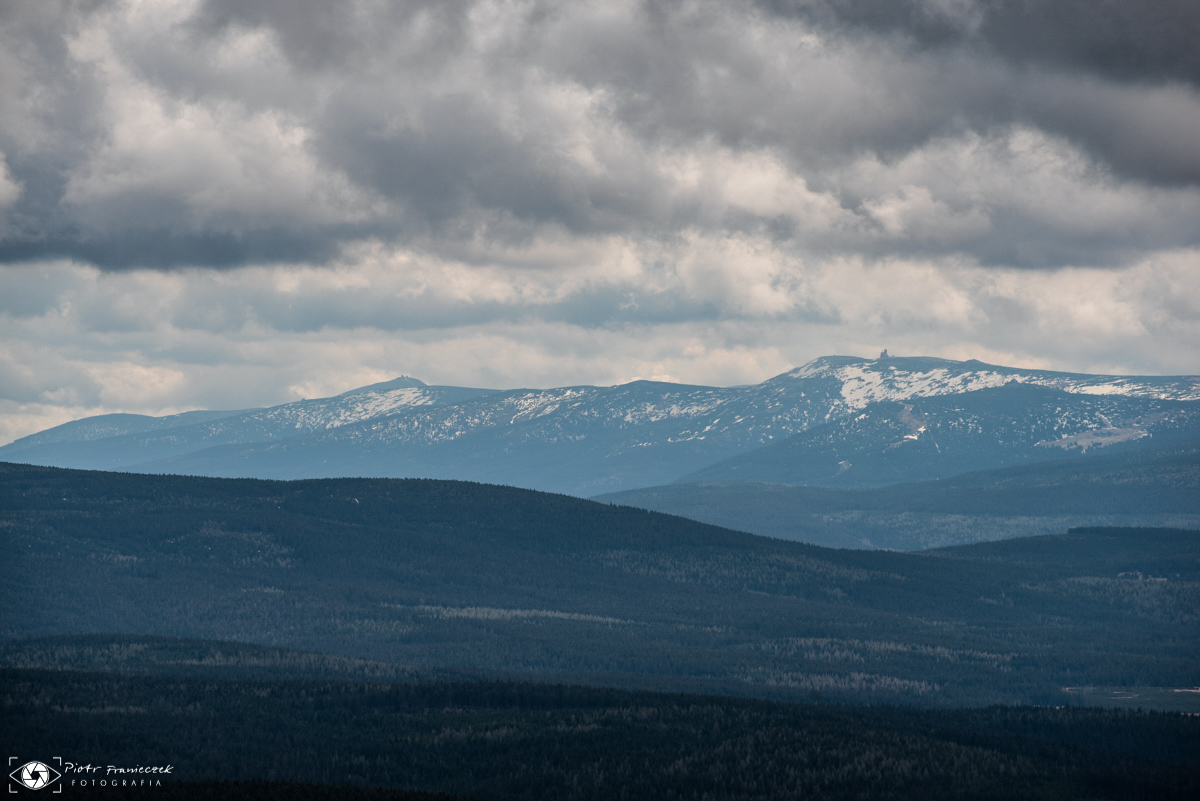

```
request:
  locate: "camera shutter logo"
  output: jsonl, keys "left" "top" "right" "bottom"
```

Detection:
{"left": 9, "top": 761, "right": 62, "bottom": 791}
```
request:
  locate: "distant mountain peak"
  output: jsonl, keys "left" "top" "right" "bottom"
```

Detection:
{"left": 336, "top": 375, "right": 428, "bottom": 396}
{"left": 785, "top": 355, "right": 870, "bottom": 377}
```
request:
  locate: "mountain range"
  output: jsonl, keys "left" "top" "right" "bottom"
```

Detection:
{"left": 3, "top": 355, "right": 1199, "bottom": 497}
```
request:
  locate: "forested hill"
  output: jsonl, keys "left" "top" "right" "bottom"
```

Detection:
{"left": 595, "top": 443, "right": 1200, "bottom": 549}
{"left": 2, "top": 462, "right": 1197, "bottom": 708}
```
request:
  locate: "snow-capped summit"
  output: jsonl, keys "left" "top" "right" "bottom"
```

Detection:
{"left": 778, "top": 355, "right": 1200, "bottom": 409}
{"left": 337, "top": 375, "right": 428, "bottom": 395}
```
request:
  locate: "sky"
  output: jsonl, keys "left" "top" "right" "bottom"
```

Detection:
{"left": 2, "top": 0, "right": 1199, "bottom": 444}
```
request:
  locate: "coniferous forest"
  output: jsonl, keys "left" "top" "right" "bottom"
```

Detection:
{"left": 5, "top": 669, "right": 1199, "bottom": 800}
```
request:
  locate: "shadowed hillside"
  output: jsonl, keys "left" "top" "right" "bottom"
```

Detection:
{"left": 3, "top": 462, "right": 1197, "bottom": 708}
{"left": 597, "top": 444, "right": 1200, "bottom": 548}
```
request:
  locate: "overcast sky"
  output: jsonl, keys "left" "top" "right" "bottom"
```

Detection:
{"left": 2, "top": 0, "right": 1199, "bottom": 443}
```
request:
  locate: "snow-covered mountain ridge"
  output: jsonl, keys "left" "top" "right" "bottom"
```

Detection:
{"left": 318, "top": 356, "right": 1200, "bottom": 452}
{"left": 3, "top": 355, "right": 1197, "bottom": 495}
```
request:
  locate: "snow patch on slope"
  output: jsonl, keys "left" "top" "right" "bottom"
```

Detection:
{"left": 837, "top": 366, "right": 1017, "bottom": 408}
{"left": 787, "top": 357, "right": 1200, "bottom": 410}
{"left": 251, "top": 386, "right": 440, "bottom": 432}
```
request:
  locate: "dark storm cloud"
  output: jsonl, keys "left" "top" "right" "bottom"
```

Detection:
{"left": 191, "top": 0, "right": 476, "bottom": 72}
{"left": 0, "top": 227, "right": 348, "bottom": 270}
{"left": 0, "top": 2, "right": 106, "bottom": 249}
{"left": 760, "top": 0, "right": 1200, "bottom": 185}
{"left": 0, "top": 0, "right": 1198, "bottom": 271}
{"left": 761, "top": 0, "right": 1200, "bottom": 86}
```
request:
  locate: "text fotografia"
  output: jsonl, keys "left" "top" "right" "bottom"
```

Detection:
{"left": 69, "top": 779, "right": 165, "bottom": 788}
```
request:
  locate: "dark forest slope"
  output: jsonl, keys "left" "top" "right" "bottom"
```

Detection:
{"left": 2, "top": 463, "right": 1197, "bottom": 707}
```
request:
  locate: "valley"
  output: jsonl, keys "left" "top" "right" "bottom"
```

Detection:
{"left": 598, "top": 442, "right": 1200, "bottom": 549}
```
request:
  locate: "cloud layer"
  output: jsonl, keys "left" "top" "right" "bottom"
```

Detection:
{"left": 1, "top": 0, "right": 1198, "bottom": 442}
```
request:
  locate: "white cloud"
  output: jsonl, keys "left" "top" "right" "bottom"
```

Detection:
{"left": 0, "top": 152, "right": 21, "bottom": 209}
{"left": 842, "top": 126, "right": 1200, "bottom": 262}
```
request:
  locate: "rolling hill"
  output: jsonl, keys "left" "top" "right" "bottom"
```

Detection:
{"left": 597, "top": 443, "right": 1200, "bottom": 549}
